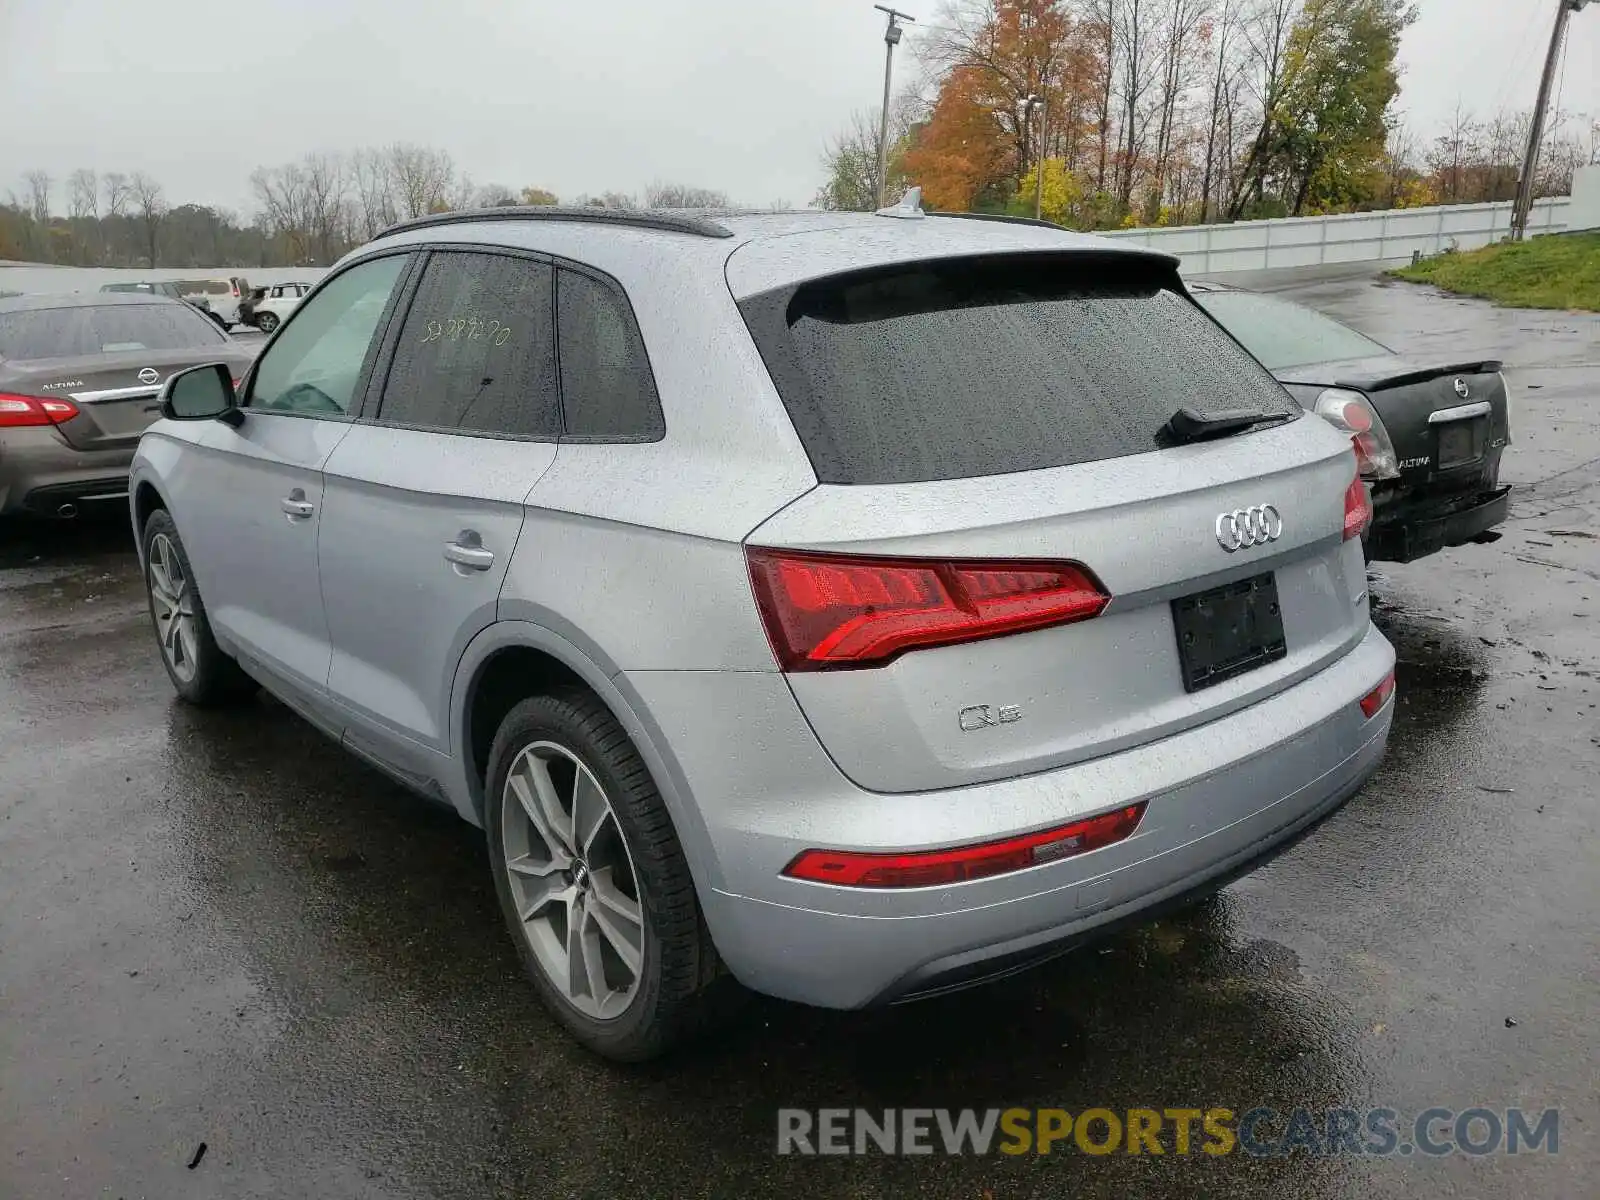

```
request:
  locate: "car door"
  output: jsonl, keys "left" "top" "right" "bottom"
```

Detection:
{"left": 178, "top": 251, "right": 413, "bottom": 712}
{"left": 317, "top": 248, "right": 560, "bottom": 783}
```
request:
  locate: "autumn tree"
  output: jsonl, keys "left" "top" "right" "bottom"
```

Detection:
{"left": 520, "top": 187, "right": 559, "bottom": 206}
{"left": 914, "top": 0, "right": 1102, "bottom": 205}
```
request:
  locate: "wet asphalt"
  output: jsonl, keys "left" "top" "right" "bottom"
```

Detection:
{"left": 1, "top": 276, "right": 1597, "bottom": 1199}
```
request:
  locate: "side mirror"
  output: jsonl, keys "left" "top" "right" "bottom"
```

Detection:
{"left": 161, "top": 363, "right": 242, "bottom": 426}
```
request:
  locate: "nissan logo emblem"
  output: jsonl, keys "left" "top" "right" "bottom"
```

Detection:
{"left": 1215, "top": 505, "right": 1283, "bottom": 552}
{"left": 138, "top": 368, "right": 160, "bottom": 385}
{"left": 1453, "top": 378, "right": 1470, "bottom": 399}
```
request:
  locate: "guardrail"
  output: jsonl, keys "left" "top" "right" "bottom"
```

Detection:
{"left": 1100, "top": 197, "right": 1573, "bottom": 275}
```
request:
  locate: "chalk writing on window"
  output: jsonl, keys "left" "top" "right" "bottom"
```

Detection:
{"left": 420, "top": 316, "right": 512, "bottom": 346}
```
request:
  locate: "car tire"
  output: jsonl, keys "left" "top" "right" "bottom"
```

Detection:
{"left": 484, "top": 687, "right": 737, "bottom": 1062}
{"left": 141, "top": 509, "right": 258, "bottom": 707}
{"left": 257, "top": 312, "right": 279, "bottom": 334}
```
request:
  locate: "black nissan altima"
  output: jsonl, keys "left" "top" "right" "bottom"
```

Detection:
{"left": 1190, "top": 280, "right": 1511, "bottom": 564}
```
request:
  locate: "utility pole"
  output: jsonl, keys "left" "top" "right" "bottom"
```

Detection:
{"left": 1511, "top": 0, "right": 1591, "bottom": 241}
{"left": 874, "top": 5, "right": 915, "bottom": 209}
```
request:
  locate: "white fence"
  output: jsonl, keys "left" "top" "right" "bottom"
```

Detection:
{"left": 1100, "top": 196, "right": 1573, "bottom": 276}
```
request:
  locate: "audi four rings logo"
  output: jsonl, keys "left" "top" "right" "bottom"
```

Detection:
{"left": 1215, "top": 505, "right": 1283, "bottom": 552}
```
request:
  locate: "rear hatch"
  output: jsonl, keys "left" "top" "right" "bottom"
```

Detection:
{"left": 736, "top": 251, "right": 1372, "bottom": 794}
{"left": 0, "top": 301, "right": 248, "bottom": 452}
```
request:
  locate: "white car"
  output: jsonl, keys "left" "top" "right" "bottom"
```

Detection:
{"left": 252, "top": 282, "right": 314, "bottom": 333}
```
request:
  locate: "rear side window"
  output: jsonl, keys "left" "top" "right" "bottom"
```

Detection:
{"left": 739, "top": 255, "right": 1297, "bottom": 484}
{"left": 0, "top": 303, "right": 225, "bottom": 359}
{"left": 378, "top": 251, "right": 559, "bottom": 439}
{"left": 556, "top": 268, "right": 663, "bottom": 440}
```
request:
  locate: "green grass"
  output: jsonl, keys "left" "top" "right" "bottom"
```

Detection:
{"left": 1389, "top": 231, "right": 1600, "bottom": 311}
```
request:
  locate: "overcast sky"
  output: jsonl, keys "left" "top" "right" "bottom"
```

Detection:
{"left": 2, "top": 0, "right": 1596, "bottom": 215}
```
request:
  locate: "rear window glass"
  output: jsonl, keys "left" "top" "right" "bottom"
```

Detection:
{"left": 739, "top": 255, "right": 1297, "bottom": 485}
{"left": 1194, "top": 289, "right": 1390, "bottom": 372}
{"left": 0, "top": 303, "right": 226, "bottom": 359}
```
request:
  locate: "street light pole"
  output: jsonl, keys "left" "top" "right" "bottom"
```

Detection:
{"left": 1034, "top": 99, "right": 1047, "bottom": 220}
{"left": 1022, "top": 95, "right": 1045, "bottom": 219}
{"left": 1511, "top": 0, "right": 1591, "bottom": 241}
{"left": 874, "top": 5, "right": 915, "bottom": 210}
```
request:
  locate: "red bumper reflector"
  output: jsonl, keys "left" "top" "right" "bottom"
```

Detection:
{"left": 1360, "top": 669, "right": 1396, "bottom": 718}
{"left": 783, "top": 803, "right": 1148, "bottom": 889}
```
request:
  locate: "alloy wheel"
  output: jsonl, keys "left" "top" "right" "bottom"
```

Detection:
{"left": 147, "top": 533, "right": 198, "bottom": 684}
{"left": 501, "top": 741, "right": 646, "bottom": 1019}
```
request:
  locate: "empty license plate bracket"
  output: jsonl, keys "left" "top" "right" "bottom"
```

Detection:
{"left": 1172, "top": 572, "right": 1288, "bottom": 693}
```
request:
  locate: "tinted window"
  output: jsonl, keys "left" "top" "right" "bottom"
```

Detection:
{"left": 249, "top": 254, "right": 408, "bottom": 417}
{"left": 0, "top": 303, "right": 225, "bottom": 359}
{"left": 378, "top": 251, "right": 559, "bottom": 438}
{"left": 739, "top": 255, "right": 1298, "bottom": 485}
{"left": 557, "top": 269, "right": 663, "bottom": 439}
{"left": 1194, "top": 290, "right": 1391, "bottom": 372}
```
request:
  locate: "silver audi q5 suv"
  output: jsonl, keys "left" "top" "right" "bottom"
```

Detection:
{"left": 130, "top": 201, "right": 1395, "bottom": 1060}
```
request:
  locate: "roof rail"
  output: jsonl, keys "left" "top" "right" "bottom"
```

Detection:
{"left": 373, "top": 206, "right": 736, "bottom": 241}
{"left": 927, "top": 211, "right": 1066, "bottom": 232}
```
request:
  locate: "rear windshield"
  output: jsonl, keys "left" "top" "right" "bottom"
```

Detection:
{"left": 1194, "top": 289, "right": 1389, "bottom": 372}
{"left": 739, "top": 255, "right": 1297, "bottom": 484}
{"left": 0, "top": 303, "right": 226, "bottom": 359}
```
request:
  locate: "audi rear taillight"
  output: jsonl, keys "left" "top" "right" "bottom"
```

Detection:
{"left": 1342, "top": 469, "right": 1371, "bottom": 542}
{"left": 783, "top": 803, "right": 1147, "bottom": 888}
{"left": 0, "top": 393, "right": 80, "bottom": 428}
{"left": 745, "top": 547, "right": 1109, "bottom": 671}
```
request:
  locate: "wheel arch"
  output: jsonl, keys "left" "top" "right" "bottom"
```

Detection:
{"left": 450, "top": 619, "right": 724, "bottom": 895}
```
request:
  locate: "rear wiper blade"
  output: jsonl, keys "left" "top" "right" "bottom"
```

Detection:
{"left": 1160, "top": 406, "right": 1294, "bottom": 446}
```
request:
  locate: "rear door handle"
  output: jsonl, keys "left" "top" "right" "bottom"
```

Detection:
{"left": 281, "top": 491, "right": 315, "bottom": 519}
{"left": 444, "top": 534, "right": 495, "bottom": 572}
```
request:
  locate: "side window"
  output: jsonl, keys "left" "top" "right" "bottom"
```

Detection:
{"left": 249, "top": 255, "right": 408, "bottom": 417}
{"left": 376, "top": 251, "right": 559, "bottom": 439}
{"left": 556, "top": 269, "right": 664, "bottom": 440}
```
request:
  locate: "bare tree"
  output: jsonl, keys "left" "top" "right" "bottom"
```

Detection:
{"left": 1425, "top": 104, "right": 1482, "bottom": 204}
{"left": 1227, "top": 0, "right": 1300, "bottom": 218}
{"left": 349, "top": 148, "right": 398, "bottom": 237}
{"left": 644, "top": 182, "right": 730, "bottom": 208}
{"left": 814, "top": 110, "right": 894, "bottom": 211}
{"left": 23, "top": 171, "right": 52, "bottom": 223}
{"left": 67, "top": 169, "right": 99, "bottom": 221}
{"left": 385, "top": 144, "right": 456, "bottom": 217}
{"left": 1114, "top": 0, "right": 1160, "bottom": 210}
{"left": 1199, "top": 0, "right": 1243, "bottom": 220}
{"left": 1148, "top": 0, "right": 1213, "bottom": 217}
{"left": 104, "top": 172, "right": 132, "bottom": 219}
{"left": 473, "top": 182, "right": 519, "bottom": 207}
{"left": 129, "top": 172, "right": 167, "bottom": 266}
{"left": 300, "top": 153, "right": 348, "bottom": 263}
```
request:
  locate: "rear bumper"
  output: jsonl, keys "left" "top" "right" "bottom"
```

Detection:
{"left": 627, "top": 623, "right": 1394, "bottom": 1009}
{"left": 1366, "top": 485, "right": 1510, "bottom": 562}
{"left": 0, "top": 429, "right": 133, "bottom": 515}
